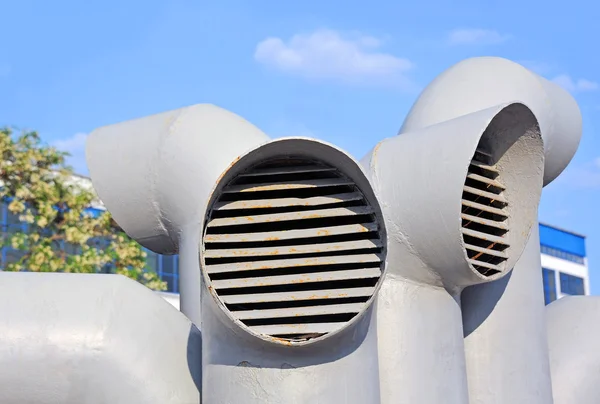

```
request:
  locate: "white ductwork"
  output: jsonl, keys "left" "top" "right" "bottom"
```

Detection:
{"left": 200, "top": 137, "right": 386, "bottom": 403}
{"left": 547, "top": 296, "right": 600, "bottom": 404}
{"left": 0, "top": 272, "right": 201, "bottom": 404}
{"left": 86, "top": 104, "right": 271, "bottom": 326}
{"left": 398, "top": 56, "right": 582, "bottom": 404}
{"left": 362, "top": 102, "right": 544, "bottom": 404}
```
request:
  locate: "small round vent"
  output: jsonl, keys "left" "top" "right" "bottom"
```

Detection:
{"left": 461, "top": 148, "right": 510, "bottom": 277}
{"left": 202, "top": 157, "right": 385, "bottom": 344}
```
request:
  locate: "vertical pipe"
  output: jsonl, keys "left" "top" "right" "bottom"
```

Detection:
{"left": 461, "top": 225, "right": 553, "bottom": 403}
{"left": 202, "top": 298, "right": 381, "bottom": 404}
{"left": 377, "top": 277, "right": 470, "bottom": 404}
{"left": 178, "top": 225, "right": 202, "bottom": 327}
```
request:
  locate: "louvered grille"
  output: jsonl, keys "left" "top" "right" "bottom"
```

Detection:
{"left": 461, "top": 149, "right": 509, "bottom": 277}
{"left": 202, "top": 158, "right": 385, "bottom": 344}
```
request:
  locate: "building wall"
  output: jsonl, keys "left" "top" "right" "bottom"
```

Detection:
{"left": 539, "top": 223, "right": 589, "bottom": 305}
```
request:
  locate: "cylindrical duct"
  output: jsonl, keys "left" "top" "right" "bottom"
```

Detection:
{"left": 462, "top": 225, "right": 553, "bottom": 404}
{"left": 547, "top": 296, "right": 600, "bottom": 404}
{"left": 362, "top": 103, "right": 544, "bottom": 404}
{"left": 397, "top": 57, "right": 582, "bottom": 404}
{"left": 200, "top": 138, "right": 387, "bottom": 403}
{"left": 86, "top": 104, "right": 270, "bottom": 326}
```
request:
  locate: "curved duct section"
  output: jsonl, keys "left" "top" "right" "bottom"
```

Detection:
{"left": 0, "top": 272, "right": 201, "bottom": 404}
{"left": 399, "top": 56, "right": 581, "bottom": 186}
{"left": 86, "top": 104, "right": 270, "bottom": 255}
{"left": 361, "top": 102, "right": 544, "bottom": 404}
{"left": 201, "top": 138, "right": 385, "bottom": 403}
{"left": 547, "top": 296, "right": 600, "bottom": 404}
{"left": 397, "top": 58, "right": 584, "bottom": 404}
{"left": 86, "top": 104, "right": 271, "bottom": 326}
{"left": 363, "top": 102, "right": 543, "bottom": 289}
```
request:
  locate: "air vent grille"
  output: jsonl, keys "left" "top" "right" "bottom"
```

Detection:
{"left": 461, "top": 149, "right": 509, "bottom": 277}
{"left": 202, "top": 158, "right": 385, "bottom": 343}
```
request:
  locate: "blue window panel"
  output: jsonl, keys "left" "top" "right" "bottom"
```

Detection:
{"left": 540, "top": 245, "right": 585, "bottom": 265}
{"left": 539, "top": 223, "right": 586, "bottom": 258}
{"left": 542, "top": 268, "right": 557, "bottom": 305}
{"left": 559, "top": 273, "right": 585, "bottom": 296}
{"left": 162, "top": 255, "right": 176, "bottom": 275}
{"left": 162, "top": 273, "right": 177, "bottom": 293}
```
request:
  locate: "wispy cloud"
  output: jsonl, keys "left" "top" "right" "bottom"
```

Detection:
{"left": 447, "top": 29, "right": 511, "bottom": 45}
{"left": 254, "top": 29, "right": 415, "bottom": 90}
{"left": 552, "top": 74, "right": 598, "bottom": 93}
{"left": 52, "top": 132, "right": 89, "bottom": 175}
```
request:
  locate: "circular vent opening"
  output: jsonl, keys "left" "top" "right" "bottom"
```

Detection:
{"left": 202, "top": 155, "right": 385, "bottom": 344}
{"left": 461, "top": 147, "right": 509, "bottom": 277}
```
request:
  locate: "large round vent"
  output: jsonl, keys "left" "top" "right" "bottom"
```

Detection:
{"left": 202, "top": 156, "right": 386, "bottom": 344}
{"left": 461, "top": 147, "right": 510, "bottom": 277}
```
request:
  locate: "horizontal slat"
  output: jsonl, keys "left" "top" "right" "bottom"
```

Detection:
{"left": 468, "top": 259, "right": 503, "bottom": 271}
{"left": 234, "top": 303, "right": 365, "bottom": 320}
{"left": 463, "top": 186, "right": 507, "bottom": 203}
{"left": 466, "top": 173, "right": 506, "bottom": 190}
{"left": 213, "top": 192, "right": 363, "bottom": 211}
{"left": 212, "top": 267, "right": 381, "bottom": 289}
{"left": 220, "top": 287, "right": 376, "bottom": 304}
{"left": 461, "top": 200, "right": 508, "bottom": 217}
{"left": 239, "top": 165, "right": 336, "bottom": 177}
{"left": 206, "top": 254, "right": 382, "bottom": 274}
{"left": 204, "top": 223, "right": 378, "bottom": 243}
{"left": 207, "top": 206, "right": 373, "bottom": 228}
{"left": 205, "top": 239, "right": 382, "bottom": 258}
{"left": 461, "top": 228, "right": 510, "bottom": 246}
{"left": 224, "top": 178, "right": 354, "bottom": 193}
{"left": 461, "top": 213, "right": 508, "bottom": 230}
{"left": 250, "top": 322, "right": 343, "bottom": 336}
{"left": 470, "top": 160, "right": 499, "bottom": 174}
{"left": 464, "top": 244, "right": 509, "bottom": 259}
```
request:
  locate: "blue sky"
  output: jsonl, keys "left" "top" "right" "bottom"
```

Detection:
{"left": 1, "top": 0, "right": 599, "bottom": 291}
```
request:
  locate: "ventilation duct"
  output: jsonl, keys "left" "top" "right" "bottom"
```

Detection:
{"left": 201, "top": 138, "right": 385, "bottom": 403}
{"left": 361, "top": 102, "right": 544, "bottom": 404}
{"left": 202, "top": 157, "right": 385, "bottom": 343}
{"left": 86, "top": 104, "right": 271, "bottom": 326}
{"left": 397, "top": 56, "right": 582, "bottom": 404}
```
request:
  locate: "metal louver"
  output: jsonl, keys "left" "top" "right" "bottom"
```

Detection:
{"left": 461, "top": 148, "right": 510, "bottom": 277}
{"left": 202, "top": 157, "right": 385, "bottom": 344}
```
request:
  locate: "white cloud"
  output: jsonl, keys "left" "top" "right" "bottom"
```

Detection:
{"left": 254, "top": 29, "right": 415, "bottom": 89}
{"left": 447, "top": 29, "right": 511, "bottom": 45}
{"left": 52, "top": 132, "right": 89, "bottom": 175}
{"left": 552, "top": 74, "right": 598, "bottom": 93}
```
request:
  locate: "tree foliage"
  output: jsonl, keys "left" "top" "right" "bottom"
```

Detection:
{"left": 0, "top": 127, "right": 166, "bottom": 291}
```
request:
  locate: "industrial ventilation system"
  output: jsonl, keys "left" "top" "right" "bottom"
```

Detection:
{"left": 202, "top": 156, "right": 385, "bottom": 343}
{"left": 461, "top": 146, "right": 510, "bottom": 277}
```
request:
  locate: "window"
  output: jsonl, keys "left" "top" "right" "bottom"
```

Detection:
{"left": 559, "top": 273, "right": 585, "bottom": 296}
{"left": 542, "top": 268, "right": 557, "bottom": 305}
{"left": 540, "top": 245, "right": 585, "bottom": 265}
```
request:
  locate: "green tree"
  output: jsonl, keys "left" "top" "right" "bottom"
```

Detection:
{"left": 0, "top": 127, "right": 166, "bottom": 291}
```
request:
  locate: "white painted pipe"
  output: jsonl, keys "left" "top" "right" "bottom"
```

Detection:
{"left": 200, "top": 138, "right": 385, "bottom": 404}
{"left": 362, "top": 103, "right": 544, "bottom": 404}
{"left": 462, "top": 225, "right": 553, "bottom": 404}
{"left": 547, "top": 296, "right": 600, "bottom": 404}
{"left": 0, "top": 272, "right": 201, "bottom": 404}
{"left": 86, "top": 104, "right": 270, "bottom": 326}
{"left": 399, "top": 57, "right": 582, "bottom": 404}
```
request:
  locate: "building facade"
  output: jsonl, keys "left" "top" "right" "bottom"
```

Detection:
{"left": 540, "top": 223, "right": 589, "bottom": 305}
